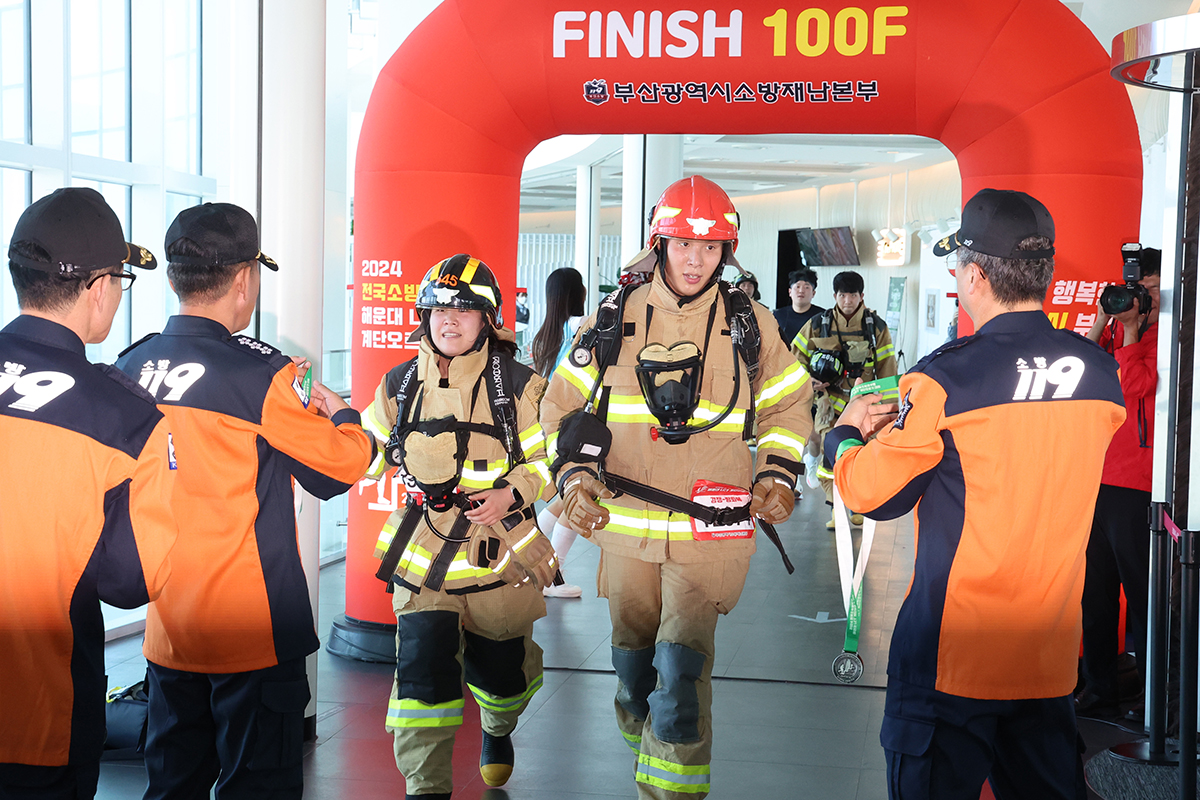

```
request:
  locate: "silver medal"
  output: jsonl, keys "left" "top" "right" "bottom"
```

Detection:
{"left": 832, "top": 651, "right": 864, "bottom": 684}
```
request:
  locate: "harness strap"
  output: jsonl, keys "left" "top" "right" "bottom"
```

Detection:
{"left": 423, "top": 512, "right": 472, "bottom": 592}
{"left": 375, "top": 499, "right": 424, "bottom": 583}
{"left": 603, "top": 472, "right": 794, "bottom": 573}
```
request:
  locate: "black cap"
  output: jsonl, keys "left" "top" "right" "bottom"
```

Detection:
{"left": 8, "top": 187, "right": 157, "bottom": 275}
{"left": 933, "top": 188, "right": 1055, "bottom": 260}
{"left": 165, "top": 203, "right": 278, "bottom": 271}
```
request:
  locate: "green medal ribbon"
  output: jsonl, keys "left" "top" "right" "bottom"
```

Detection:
{"left": 832, "top": 485, "right": 875, "bottom": 683}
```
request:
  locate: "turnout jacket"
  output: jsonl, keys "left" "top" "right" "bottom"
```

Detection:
{"left": 826, "top": 311, "right": 1125, "bottom": 700}
{"left": 116, "top": 315, "right": 373, "bottom": 673}
{"left": 362, "top": 338, "right": 554, "bottom": 593}
{"left": 792, "top": 304, "right": 896, "bottom": 416}
{"left": 0, "top": 316, "right": 177, "bottom": 767}
{"left": 540, "top": 272, "right": 814, "bottom": 564}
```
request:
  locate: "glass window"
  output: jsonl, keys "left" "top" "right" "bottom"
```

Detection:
{"left": 0, "top": 1, "right": 28, "bottom": 144}
{"left": 0, "top": 167, "right": 30, "bottom": 325}
{"left": 74, "top": 178, "right": 131, "bottom": 363}
{"left": 163, "top": 0, "right": 200, "bottom": 174}
{"left": 70, "top": 0, "right": 129, "bottom": 161}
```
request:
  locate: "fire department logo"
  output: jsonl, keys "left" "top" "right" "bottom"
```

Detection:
{"left": 583, "top": 79, "right": 610, "bottom": 105}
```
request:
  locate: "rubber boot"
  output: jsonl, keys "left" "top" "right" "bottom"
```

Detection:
{"left": 480, "top": 731, "right": 514, "bottom": 787}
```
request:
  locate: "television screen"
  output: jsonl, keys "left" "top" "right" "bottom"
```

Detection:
{"left": 793, "top": 226, "right": 860, "bottom": 267}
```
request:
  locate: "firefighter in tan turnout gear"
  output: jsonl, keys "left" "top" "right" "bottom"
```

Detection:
{"left": 790, "top": 270, "right": 896, "bottom": 529}
{"left": 540, "top": 176, "right": 813, "bottom": 799}
{"left": 362, "top": 255, "right": 557, "bottom": 800}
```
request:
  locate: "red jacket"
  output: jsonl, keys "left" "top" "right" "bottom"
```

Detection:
{"left": 1099, "top": 322, "right": 1155, "bottom": 491}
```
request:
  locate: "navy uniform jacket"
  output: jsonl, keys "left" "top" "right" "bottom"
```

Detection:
{"left": 116, "top": 315, "right": 373, "bottom": 673}
{"left": 827, "top": 311, "right": 1125, "bottom": 700}
{"left": 0, "top": 315, "right": 177, "bottom": 766}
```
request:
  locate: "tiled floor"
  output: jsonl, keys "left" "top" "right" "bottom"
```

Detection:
{"left": 98, "top": 488, "right": 1133, "bottom": 799}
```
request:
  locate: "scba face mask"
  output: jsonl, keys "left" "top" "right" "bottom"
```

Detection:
{"left": 387, "top": 416, "right": 469, "bottom": 511}
{"left": 635, "top": 341, "right": 703, "bottom": 445}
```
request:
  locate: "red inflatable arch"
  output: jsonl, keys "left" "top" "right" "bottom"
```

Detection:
{"left": 346, "top": 0, "right": 1142, "bottom": 628}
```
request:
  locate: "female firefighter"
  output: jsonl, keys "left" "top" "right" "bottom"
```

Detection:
{"left": 362, "top": 254, "right": 557, "bottom": 800}
{"left": 539, "top": 176, "right": 813, "bottom": 800}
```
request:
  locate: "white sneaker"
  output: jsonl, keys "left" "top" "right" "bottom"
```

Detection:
{"left": 803, "top": 452, "right": 821, "bottom": 489}
{"left": 543, "top": 582, "right": 583, "bottom": 598}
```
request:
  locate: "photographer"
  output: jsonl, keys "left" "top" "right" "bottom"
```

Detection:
{"left": 1076, "top": 247, "right": 1160, "bottom": 715}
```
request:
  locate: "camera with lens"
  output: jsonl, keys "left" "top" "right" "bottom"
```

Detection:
{"left": 1099, "top": 243, "right": 1152, "bottom": 316}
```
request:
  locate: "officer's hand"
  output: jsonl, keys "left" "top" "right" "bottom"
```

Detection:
{"left": 561, "top": 473, "right": 613, "bottom": 536}
{"left": 749, "top": 478, "right": 794, "bottom": 524}
{"left": 811, "top": 379, "right": 829, "bottom": 392}
{"left": 836, "top": 380, "right": 898, "bottom": 440}
{"left": 310, "top": 381, "right": 350, "bottom": 419}
{"left": 465, "top": 487, "right": 517, "bottom": 527}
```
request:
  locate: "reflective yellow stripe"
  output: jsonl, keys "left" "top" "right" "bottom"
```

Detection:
{"left": 386, "top": 697, "right": 464, "bottom": 729}
{"left": 757, "top": 361, "right": 808, "bottom": 413}
{"left": 601, "top": 504, "right": 694, "bottom": 541}
{"left": 757, "top": 428, "right": 807, "bottom": 460}
{"left": 556, "top": 359, "right": 598, "bottom": 397}
{"left": 546, "top": 430, "right": 560, "bottom": 461}
{"left": 376, "top": 518, "right": 399, "bottom": 551}
{"left": 622, "top": 730, "right": 642, "bottom": 754}
{"left": 875, "top": 343, "right": 895, "bottom": 360}
{"left": 398, "top": 543, "right": 433, "bottom": 577}
{"left": 829, "top": 395, "right": 848, "bottom": 412}
{"left": 792, "top": 332, "right": 811, "bottom": 355}
{"left": 363, "top": 400, "right": 392, "bottom": 441}
{"left": 519, "top": 424, "right": 545, "bottom": 455}
{"left": 467, "top": 674, "right": 543, "bottom": 713}
{"left": 460, "top": 257, "right": 480, "bottom": 283}
{"left": 607, "top": 393, "right": 746, "bottom": 431}
{"left": 636, "top": 754, "right": 710, "bottom": 793}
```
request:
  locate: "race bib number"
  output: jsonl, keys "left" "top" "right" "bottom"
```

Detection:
{"left": 690, "top": 480, "right": 755, "bottom": 541}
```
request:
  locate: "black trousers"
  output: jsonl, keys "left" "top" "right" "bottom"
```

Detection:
{"left": 1081, "top": 484, "right": 1151, "bottom": 699}
{"left": 0, "top": 762, "right": 100, "bottom": 800}
{"left": 142, "top": 657, "right": 309, "bottom": 800}
{"left": 881, "top": 679, "right": 1085, "bottom": 800}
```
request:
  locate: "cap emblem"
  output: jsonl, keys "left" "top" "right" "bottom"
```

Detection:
{"left": 687, "top": 217, "right": 716, "bottom": 236}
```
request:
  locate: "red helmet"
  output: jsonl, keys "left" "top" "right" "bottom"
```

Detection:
{"left": 648, "top": 176, "right": 740, "bottom": 250}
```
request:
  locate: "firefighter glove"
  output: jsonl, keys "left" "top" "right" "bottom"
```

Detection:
{"left": 749, "top": 478, "right": 794, "bottom": 525}
{"left": 490, "top": 531, "right": 558, "bottom": 589}
{"left": 561, "top": 472, "right": 613, "bottom": 536}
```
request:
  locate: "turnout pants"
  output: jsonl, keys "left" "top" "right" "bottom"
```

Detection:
{"left": 814, "top": 394, "right": 843, "bottom": 500}
{"left": 599, "top": 551, "right": 749, "bottom": 800}
{"left": 387, "top": 581, "right": 545, "bottom": 796}
{"left": 142, "top": 657, "right": 310, "bottom": 800}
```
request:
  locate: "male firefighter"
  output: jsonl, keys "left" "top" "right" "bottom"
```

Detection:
{"left": 540, "top": 175, "right": 812, "bottom": 799}
{"left": 791, "top": 270, "right": 896, "bottom": 527}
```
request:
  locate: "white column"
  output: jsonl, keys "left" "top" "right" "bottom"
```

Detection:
{"left": 621, "top": 134, "right": 645, "bottom": 265}
{"left": 258, "top": 0, "right": 326, "bottom": 730}
{"left": 620, "top": 134, "right": 683, "bottom": 265}
{"left": 575, "top": 164, "right": 601, "bottom": 304}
